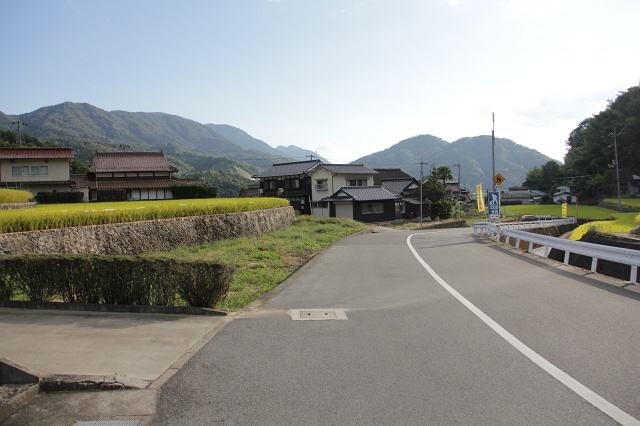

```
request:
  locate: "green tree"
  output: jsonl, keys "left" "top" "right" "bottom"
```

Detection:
{"left": 565, "top": 84, "right": 640, "bottom": 200}
{"left": 197, "top": 170, "right": 251, "bottom": 198}
{"left": 432, "top": 165, "right": 454, "bottom": 185}
{"left": 70, "top": 160, "right": 89, "bottom": 174}
{"left": 414, "top": 168, "right": 456, "bottom": 220}
{"left": 523, "top": 160, "right": 564, "bottom": 193}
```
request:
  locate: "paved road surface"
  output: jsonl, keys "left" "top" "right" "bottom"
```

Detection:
{"left": 153, "top": 228, "right": 640, "bottom": 425}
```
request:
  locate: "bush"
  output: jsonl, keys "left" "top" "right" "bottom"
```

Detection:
{"left": 0, "top": 255, "right": 233, "bottom": 308}
{"left": 98, "top": 190, "right": 127, "bottom": 202}
{"left": 171, "top": 184, "right": 218, "bottom": 199}
{"left": 0, "top": 274, "right": 14, "bottom": 300}
{"left": 36, "top": 191, "right": 84, "bottom": 204}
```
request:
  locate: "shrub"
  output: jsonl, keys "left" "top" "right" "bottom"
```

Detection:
{"left": 0, "top": 274, "right": 14, "bottom": 300}
{"left": 98, "top": 190, "right": 127, "bottom": 202}
{"left": 171, "top": 184, "right": 218, "bottom": 199}
{"left": 174, "top": 260, "right": 234, "bottom": 308}
{"left": 36, "top": 191, "right": 84, "bottom": 204}
{"left": 0, "top": 254, "right": 233, "bottom": 307}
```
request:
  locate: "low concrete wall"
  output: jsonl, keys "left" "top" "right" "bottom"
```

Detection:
{"left": 0, "top": 206, "right": 296, "bottom": 255}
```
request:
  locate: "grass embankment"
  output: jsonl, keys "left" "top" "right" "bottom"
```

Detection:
{"left": 0, "top": 188, "right": 33, "bottom": 203}
{"left": 0, "top": 198, "right": 288, "bottom": 233}
{"left": 148, "top": 215, "right": 368, "bottom": 311}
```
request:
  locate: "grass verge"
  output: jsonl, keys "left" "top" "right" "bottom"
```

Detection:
{"left": 147, "top": 215, "right": 368, "bottom": 311}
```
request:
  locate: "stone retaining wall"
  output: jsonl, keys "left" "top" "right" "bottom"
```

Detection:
{"left": 0, "top": 206, "right": 296, "bottom": 255}
{"left": 0, "top": 203, "right": 35, "bottom": 211}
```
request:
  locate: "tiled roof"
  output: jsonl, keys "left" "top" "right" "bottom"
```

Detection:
{"left": 89, "top": 152, "right": 178, "bottom": 173}
{"left": 380, "top": 178, "right": 416, "bottom": 195}
{"left": 2, "top": 180, "right": 74, "bottom": 186}
{"left": 373, "top": 168, "right": 412, "bottom": 184}
{"left": 0, "top": 147, "right": 74, "bottom": 159}
{"left": 253, "top": 160, "right": 321, "bottom": 178}
{"left": 317, "top": 164, "right": 378, "bottom": 175}
{"left": 90, "top": 178, "right": 173, "bottom": 190}
{"left": 70, "top": 174, "right": 90, "bottom": 187}
{"left": 322, "top": 186, "right": 397, "bottom": 202}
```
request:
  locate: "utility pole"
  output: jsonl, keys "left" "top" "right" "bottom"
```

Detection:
{"left": 610, "top": 128, "right": 622, "bottom": 212}
{"left": 419, "top": 159, "right": 428, "bottom": 229}
{"left": 306, "top": 154, "right": 315, "bottom": 161}
{"left": 452, "top": 162, "right": 461, "bottom": 218}
{"left": 12, "top": 118, "right": 28, "bottom": 147}
{"left": 491, "top": 113, "right": 496, "bottom": 192}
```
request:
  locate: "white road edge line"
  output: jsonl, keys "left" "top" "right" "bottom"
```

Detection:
{"left": 407, "top": 233, "right": 640, "bottom": 426}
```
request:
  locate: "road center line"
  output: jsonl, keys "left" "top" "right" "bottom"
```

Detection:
{"left": 407, "top": 233, "right": 640, "bottom": 426}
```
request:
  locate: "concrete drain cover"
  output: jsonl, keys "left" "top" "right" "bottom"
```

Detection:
{"left": 74, "top": 421, "right": 141, "bottom": 426}
{"left": 289, "top": 309, "right": 348, "bottom": 321}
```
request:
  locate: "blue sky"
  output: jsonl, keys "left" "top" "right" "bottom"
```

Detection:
{"left": 3, "top": 0, "right": 639, "bottom": 164}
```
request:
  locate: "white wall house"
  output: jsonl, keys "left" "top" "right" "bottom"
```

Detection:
{"left": 309, "top": 164, "right": 378, "bottom": 218}
{"left": 0, "top": 147, "right": 75, "bottom": 197}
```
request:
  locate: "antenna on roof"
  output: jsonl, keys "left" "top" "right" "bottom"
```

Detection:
{"left": 306, "top": 154, "right": 315, "bottom": 161}
{"left": 11, "top": 118, "right": 28, "bottom": 147}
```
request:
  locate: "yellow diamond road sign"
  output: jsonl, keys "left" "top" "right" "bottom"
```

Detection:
{"left": 494, "top": 173, "right": 505, "bottom": 185}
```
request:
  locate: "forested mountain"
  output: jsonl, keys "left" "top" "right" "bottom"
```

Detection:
{"left": 354, "top": 134, "right": 553, "bottom": 191}
{"left": 275, "top": 145, "right": 329, "bottom": 163}
{"left": 0, "top": 102, "right": 290, "bottom": 175}
{"left": 205, "top": 123, "right": 285, "bottom": 158}
{"left": 1, "top": 101, "right": 559, "bottom": 194}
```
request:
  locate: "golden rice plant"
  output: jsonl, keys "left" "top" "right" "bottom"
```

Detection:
{"left": 0, "top": 198, "right": 289, "bottom": 233}
{"left": 0, "top": 189, "right": 34, "bottom": 203}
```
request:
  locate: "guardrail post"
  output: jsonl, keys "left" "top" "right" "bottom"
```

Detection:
{"left": 591, "top": 257, "right": 598, "bottom": 273}
{"left": 631, "top": 266, "right": 637, "bottom": 283}
{"left": 564, "top": 251, "right": 570, "bottom": 265}
{"left": 528, "top": 241, "right": 533, "bottom": 253}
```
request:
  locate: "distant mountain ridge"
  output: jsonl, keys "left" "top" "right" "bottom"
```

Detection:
{"left": 0, "top": 102, "right": 553, "bottom": 189}
{"left": 354, "top": 134, "right": 554, "bottom": 190}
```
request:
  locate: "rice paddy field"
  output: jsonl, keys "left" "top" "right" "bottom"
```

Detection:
{"left": 0, "top": 197, "right": 289, "bottom": 233}
{"left": 500, "top": 203, "right": 640, "bottom": 240}
{"left": 604, "top": 198, "right": 640, "bottom": 209}
{"left": 0, "top": 188, "right": 33, "bottom": 204}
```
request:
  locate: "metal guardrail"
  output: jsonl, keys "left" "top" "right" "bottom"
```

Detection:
{"left": 473, "top": 218, "right": 640, "bottom": 282}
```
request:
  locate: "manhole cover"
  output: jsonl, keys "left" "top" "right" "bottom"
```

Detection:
{"left": 74, "top": 420, "right": 141, "bottom": 426}
{"left": 289, "top": 309, "right": 348, "bottom": 321}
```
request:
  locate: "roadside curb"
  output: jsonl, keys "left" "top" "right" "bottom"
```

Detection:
{"left": 0, "top": 300, "right": 227, "bottom": 316}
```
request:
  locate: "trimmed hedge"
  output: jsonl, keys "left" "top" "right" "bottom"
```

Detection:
{"left": 0, "top": 255, "right": 234, "bottom": 309}
{"left": 171, "top": 184, "right": 218, "bottom": 199}
{"left": 36, "top": 191, "right": 84, "bottom": 204}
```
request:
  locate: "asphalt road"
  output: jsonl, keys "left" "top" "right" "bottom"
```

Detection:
{"left": 153, "top": 227, "right": 640, "bottom": 425}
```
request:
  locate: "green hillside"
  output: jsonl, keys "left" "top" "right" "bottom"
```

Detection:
{"left": 354, "top": 134, "right": 554, "bottom": 191}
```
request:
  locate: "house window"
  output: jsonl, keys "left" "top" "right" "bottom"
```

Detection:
{"left": 267, "top": 180, "right": 277, "bottom": 189}
{"left": 311, "top": 201, "right": 329, "bottom": 209}
{"left": 12, "top": 166, "right": 31, "bottom": 177}
{"left": 346, "top": 177, "right": 367, "bottom": 187}
{"left": 31, "top": 166, "right": 48, "bottom": 176}
{"left": 315, "top": 179, "right": 328, "bottom": 190}
{"left": 362, "top": 203, "right": 383, "bottom": 214}
{"left": 285, "top": 179, "right": 300, "bottom": 189}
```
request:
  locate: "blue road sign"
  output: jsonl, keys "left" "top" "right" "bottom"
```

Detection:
{"left": 488, "top": 191, "right": 500, "bottom": 220}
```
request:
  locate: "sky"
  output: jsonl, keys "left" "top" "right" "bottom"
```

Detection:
{"left": 2, "top": 0, "right": 639, "bottom": 164}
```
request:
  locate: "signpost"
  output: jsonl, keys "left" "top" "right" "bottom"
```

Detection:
{"left": 488, "top": 191, "right": 500, "bottom": 220}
